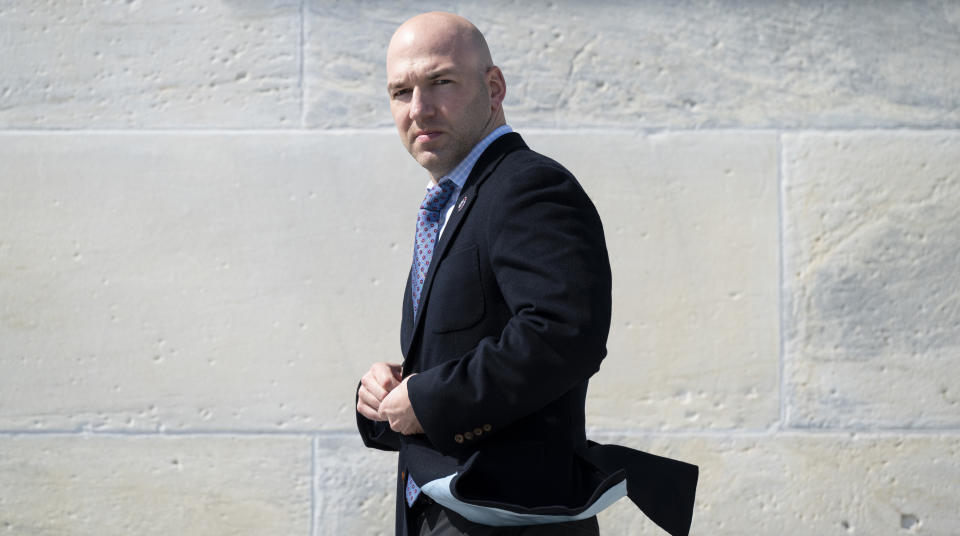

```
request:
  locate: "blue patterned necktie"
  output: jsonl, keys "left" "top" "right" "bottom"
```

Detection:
{"left": 411, "top": 179, "right": 457, "bottom": 317}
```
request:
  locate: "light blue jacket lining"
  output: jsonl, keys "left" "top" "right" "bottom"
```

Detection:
{"left": 420, "top": 473, "right": 628, "bottom": 526}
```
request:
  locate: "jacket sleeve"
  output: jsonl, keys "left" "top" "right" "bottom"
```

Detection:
{"left": 355, "top": 381, "right": 401, "bottom": 452}
{"left": 407, "top": 160, "right": 612, "bottom": 454}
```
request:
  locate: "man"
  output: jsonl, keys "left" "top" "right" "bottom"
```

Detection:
{"left": 356, "top": 12, "right": 698, "bottom": 536}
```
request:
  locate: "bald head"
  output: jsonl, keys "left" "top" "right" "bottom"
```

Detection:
{"left": 385, "top": 12, "right": 506, "bottom": 180}
{"left": 387, "top": 12, "right": 493, "bottom": 78}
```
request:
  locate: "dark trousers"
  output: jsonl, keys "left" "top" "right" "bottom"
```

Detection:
{"left": 412, "top": 502, "right": 600, "bottom": 536}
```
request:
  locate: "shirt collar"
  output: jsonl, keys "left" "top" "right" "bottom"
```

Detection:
{"left": 427, "top": 124, "right": 513, "bottom": 191}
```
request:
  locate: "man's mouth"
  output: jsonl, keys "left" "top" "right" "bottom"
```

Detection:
{"left": 414, "top": 130, "right": 442, "bottom": 143}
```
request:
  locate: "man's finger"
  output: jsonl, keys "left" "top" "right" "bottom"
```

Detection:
{"left": 357, "top": 400, "right": 383, "bottom": 422}
{"left": 357, "top": 362, "right": 406, "bottom": 425}
{"left": 357, "top": 385, "right": 387, "bottom": 422}
{"left": 360, "top": 372, "right": 390, "bottom": 401}
{"left": 372, "top": 362, "right": 402, "bottom": 392}
{"left": 357, "top": 385, "right": 382, "bottom": 411}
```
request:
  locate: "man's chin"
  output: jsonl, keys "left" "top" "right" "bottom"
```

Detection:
{"left": 413, "top": 152, "right": 450, "bottom": 176}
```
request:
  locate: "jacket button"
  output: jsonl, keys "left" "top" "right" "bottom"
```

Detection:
{"left": 454, "top": 434, "right": 464, "bottom": 444}
{"left": 464, "top": 431, "right": 474, "bottom": 440}
{"left": 483, "top": 424, "right": 492, "bottom": 432}
{"left": 473, "top": 428, "right": 483, "bottom": 436}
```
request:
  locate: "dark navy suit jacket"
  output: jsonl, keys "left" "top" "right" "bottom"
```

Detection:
{"left": 357, "top": 133, "right": 697, "bottom": 535}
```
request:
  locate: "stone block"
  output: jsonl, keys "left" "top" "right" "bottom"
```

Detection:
{"left": 0, "top": 1, "right": 300, "bottom": 128}
{"left": 0, "top": 434, "right": 311, "bottom": 535}
{"left": 305, "top": 0, "right": 960, "bottom": 129}
{"left": 315, "top": 434, "right": 397, "bottom": 535}
{"left": 594, "top": 433, "right": 960, "bottom": 535}
{"left": 0, "top": 132, "right": 423, "bottom": 432}
{"left": 525, "top": 131, "right": 781, "bottom": 431}
{"left": 783, "top": 131, "right": 960, "bottom": 428}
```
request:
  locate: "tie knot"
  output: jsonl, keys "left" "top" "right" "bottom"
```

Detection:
{"left": 420, "top": 179, "right": 457, "bottom": 212}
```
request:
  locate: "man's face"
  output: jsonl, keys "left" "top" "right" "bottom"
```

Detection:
{"left": 386, "top": 32, "right": 494, "bottom": 180}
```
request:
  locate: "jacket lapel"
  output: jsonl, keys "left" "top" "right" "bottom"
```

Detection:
{"left": 400, "top": 269, "right": 414, "bottom": 357}
{"left": 401, "top": 133, "right": 528, "bottom": 360}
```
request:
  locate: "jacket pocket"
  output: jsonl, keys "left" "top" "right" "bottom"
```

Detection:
{"left": 428, "top": 245, "right": 485, "bottom": 333}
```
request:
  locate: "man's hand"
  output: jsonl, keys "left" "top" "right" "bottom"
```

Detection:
{"left": 357, "top": 362, "right": 403, "bottom": 422}
{"left": 379, "top": 375, "right": 424, "bottom": 435}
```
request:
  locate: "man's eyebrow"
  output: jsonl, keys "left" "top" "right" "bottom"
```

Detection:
{"left": 387, "top": 67, "right": 459, "bottom": 88}
{"left": 427, "top": 68, "right": 457, "bottom": 80}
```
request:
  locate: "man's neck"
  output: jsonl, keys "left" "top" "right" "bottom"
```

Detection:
{"left": 427, "top": 124, "right": 513, "bottom": 187}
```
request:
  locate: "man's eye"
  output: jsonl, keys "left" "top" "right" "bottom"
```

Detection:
{"left": 392, "top": 88, "right": 411, "bottom": 98}
{"left": 434, "top": 79, "right": 452, "bottom": 85}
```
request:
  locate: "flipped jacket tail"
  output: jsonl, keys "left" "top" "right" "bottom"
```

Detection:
{"left": 582, "top": 441, "right": 698, "bottom": 536}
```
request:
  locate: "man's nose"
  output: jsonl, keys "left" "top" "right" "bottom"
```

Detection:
{"left": 409, "top": 87, "right": 434, "bottom": 120}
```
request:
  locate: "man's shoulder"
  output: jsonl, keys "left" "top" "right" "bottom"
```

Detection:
{"left": 479, "top": 133, "right": 571, "bottom": 178}
{"left": 502, "top": 145, "right": 568, "bottom": 172}
{"left": 475, "top": 133, "right": 568, "bottom": 179}
{"left": 469, "top": 133, "right": 593, "bottom": 214}
{"left": 485, "top": 143, "right": 583, "bottom": 196}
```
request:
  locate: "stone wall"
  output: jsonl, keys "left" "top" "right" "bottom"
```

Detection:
{"left": 1, "top": 1, "right": 958, "bottom": 534}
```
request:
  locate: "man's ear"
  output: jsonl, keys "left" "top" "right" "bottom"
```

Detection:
{"left": 485, "top": 66, "right": 506, "bottom": 110}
